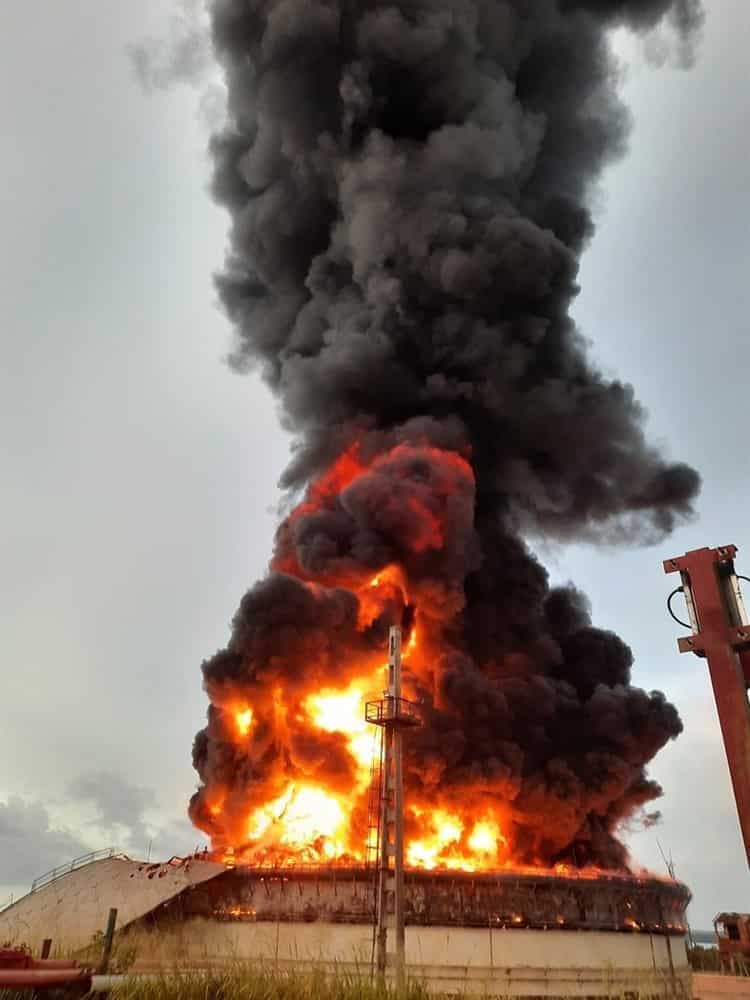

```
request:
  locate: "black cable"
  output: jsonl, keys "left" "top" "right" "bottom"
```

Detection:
{"left": 738, "top": 576, "right": 750, "bottom": 587}
{"left": 667, "top": 586, "right": 692, "bottom": 631}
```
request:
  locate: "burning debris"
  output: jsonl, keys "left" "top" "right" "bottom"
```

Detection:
{"left": 190, "top": 0, "right": 703, "bottom": 871}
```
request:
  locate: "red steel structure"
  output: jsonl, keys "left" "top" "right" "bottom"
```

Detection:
{"left": 0, "top": 949, "right": 91, "bottom": 992}
{"left": 665, "top": 545, "right": 750, "bottom": 867}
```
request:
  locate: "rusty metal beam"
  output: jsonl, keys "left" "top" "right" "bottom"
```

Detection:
{"left": 665, "top": 545, "right": 750, "bottom": 867}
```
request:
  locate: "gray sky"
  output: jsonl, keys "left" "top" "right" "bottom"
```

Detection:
{"left": 0, "top": 1, "right": 748, "bottom": 928}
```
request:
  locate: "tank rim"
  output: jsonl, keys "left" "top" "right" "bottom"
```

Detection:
{"left": 225, "top": 862, "right": 690, "bottom": 898}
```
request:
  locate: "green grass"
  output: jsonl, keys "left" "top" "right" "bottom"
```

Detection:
{"left": 113, "top": 968, "right": 431, "bottom": 1000}
{"left": 0, "top": 967, "right": 432, "bottom": 1000}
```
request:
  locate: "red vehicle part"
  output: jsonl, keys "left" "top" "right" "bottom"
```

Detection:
{"left": 665, "top": 545, "right": 750, "bottom": 868}
{"left": 0, "top": 948, "right": 92, "bottom": 991}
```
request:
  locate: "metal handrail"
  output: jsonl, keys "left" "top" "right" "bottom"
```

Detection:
{"left": 365, "top": 696, "right": 421, "bottom": 727}
{"left": 30, "top": 847, "right": 127, "bottom": 893}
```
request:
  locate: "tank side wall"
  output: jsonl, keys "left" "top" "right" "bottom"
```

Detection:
{"left": 187, "top": 869, "right": 690, "bottom": 936}
{"left": 127, "top": 918, "right": 690, "bottom": 996}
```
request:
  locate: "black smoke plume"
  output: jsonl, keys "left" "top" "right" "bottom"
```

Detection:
{"left": 190, "top": 0, "right": 702, "bottom": 868}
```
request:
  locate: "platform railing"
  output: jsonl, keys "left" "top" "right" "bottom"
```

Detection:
{"left": 365, "top": 696, "right": 421, "bottom": 728}
{"left": 30, "top": 847, "right": 127, "bottom": 893}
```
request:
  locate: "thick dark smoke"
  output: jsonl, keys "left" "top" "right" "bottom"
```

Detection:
{"left": 190, "top": 0, "right": 702, "bottom": 868}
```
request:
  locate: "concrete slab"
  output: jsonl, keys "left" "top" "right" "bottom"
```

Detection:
{"left": 0, "top": 856, "right": 224, "bottom": 953}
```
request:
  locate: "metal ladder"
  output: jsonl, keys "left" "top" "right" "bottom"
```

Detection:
{"left": 365, "top": 727, "right": 384, "bottom": 974}
{"left": 365, "top": 728, "right": 384, "bottom": 871}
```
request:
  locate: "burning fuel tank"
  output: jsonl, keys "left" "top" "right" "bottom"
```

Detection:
{"left": 0, "top": 855, "right": 691, "bottom": 996}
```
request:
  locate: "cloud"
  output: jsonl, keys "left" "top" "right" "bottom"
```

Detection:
{"left": 0, "top": 797, "right": 89, "bottom": 886}
{"left": 0, "top": 780, "right": 206, "bottom": 902}
{"left": 148, "top": 815, "right": 204, "bottom": 861}
{"left": 68, "top": 771, "right": 157, "bottom": 852}
{"left": 127, "top": 1, "right": 225, "bottom": 128}
{"left": 66, "top": 771, "right": 208, "bottom": 859}
{"left": 128, "top": 0, "right": 212, "bottom": 92}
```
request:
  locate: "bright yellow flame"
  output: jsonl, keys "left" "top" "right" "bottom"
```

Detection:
{"left": 404, "top": 812, "right": 509, "bottom": 871}
{"left": 407, "top": 841, "right": 439, "bottom": 868}
{"left": 468, "top": 821, "right": 499, "bottom": 854}
{"left": 235, "top": 708, "right": 254, "bottom": 736}
{"left": 308, "top": 687, "right": 363, "bottom": 733}
{"left": 248, "top": 785, "right": 346, "bottom": 854}
{"left": 407, "top": 811, "right": 465, "bottom": 869}
{"left": 304, "top": 683, "right": 377, "bottom": 772}
{"left": 280, "top": 787, "right": 344, "bottom": 844}
{"left": 436, "top": 816, "right": 463, "bottom": 845}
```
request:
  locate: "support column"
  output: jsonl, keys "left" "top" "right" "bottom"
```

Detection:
{"left": 665, "top": 545, "right": 750, "bottom": 867}
{"left": 368, "top": 625, "right": 418, "bottom": 987}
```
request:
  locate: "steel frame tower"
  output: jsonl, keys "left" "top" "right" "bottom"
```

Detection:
{"left": 665, "top": 545, "right": 750, "bottom": 866}
{"left": 365, "top": 626, "right": 420, "bottom": 986}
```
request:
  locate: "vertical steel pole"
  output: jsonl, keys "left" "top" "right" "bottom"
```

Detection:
{"left": 394, "top": 723, "right": 406, "bottom": 987}
{"left": 375, "top": 626, "right": 406, "bottom": 987}
{"left": 375, "top": 725, "right": 390, "bottom": 979}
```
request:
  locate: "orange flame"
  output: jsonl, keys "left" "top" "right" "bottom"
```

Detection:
{"left": 235, "top": 708, "right": 254, "bottom": 737}
{"left": 305, "top": 683, "right": 378, "bottom": 775}
{"left": 194, "top": 443, "right": 523, "bottom": 872}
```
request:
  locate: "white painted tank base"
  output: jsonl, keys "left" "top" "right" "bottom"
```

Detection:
{"left": 124, "top": 918, "right": 691, "bottom": 997}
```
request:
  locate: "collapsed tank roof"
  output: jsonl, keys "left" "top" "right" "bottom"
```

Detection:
{"left": 0, "top": 854, "right": 226, "bottom": 953}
